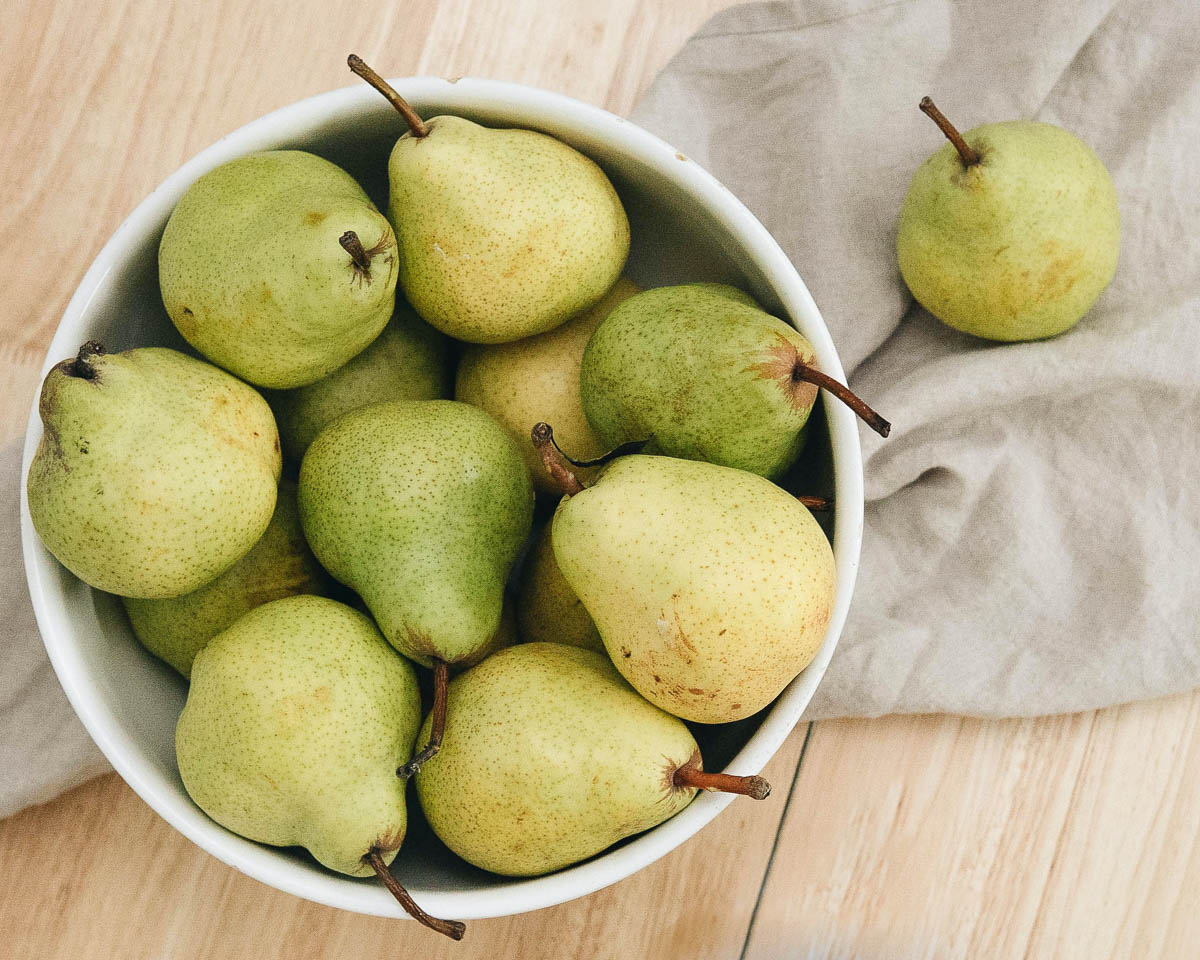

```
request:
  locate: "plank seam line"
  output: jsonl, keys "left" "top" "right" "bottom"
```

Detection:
{"left": 739, "top": 721, "right": 815, "bottom": 960}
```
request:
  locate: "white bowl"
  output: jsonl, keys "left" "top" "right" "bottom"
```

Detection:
{"left": 19, "top": 77, "right": 864, "bottom": 921}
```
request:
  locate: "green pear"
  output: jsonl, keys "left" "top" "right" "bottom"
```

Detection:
{"left": 516, "top": 524, "right": 601, "bottom": 652}
{"left": 349, "top": 56, "right": 629, "bottom": 343}
{"left": 27, "top": 343, "right": 280, "bottom": 598}
{"left": 459, "top": 593, "right": 519, "bottom": 668}
{"left": 897, "top": 97, "right": 1120, "bottom": 341}
{"left": 579, "top": 284, "right": 889, "bottom": 479}
{"left": 414, "top": 643, "right": 769, "bottom": 877}
{"left": 176, "top": 595, "right": 462, "bottom": 938}
{"left": 269, "top": 302, "right": 449, "bottom": 461}
{"left": 456, "top": 278, "right": 639, "bottom": 492}
{"left": 159, "top": 150, "right": 398, "bottom": 388}
{"left": 546, "top": 452, "right": 835, "bottom": 723}
{"left": 122, "top": 480, "right": 330, "bottom": 676}
{"left": 298, "top": 399, "right": 533, "bottom": 770}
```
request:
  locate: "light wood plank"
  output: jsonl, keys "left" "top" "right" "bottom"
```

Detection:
{"left": 743, "top": 691, "right": 1200, "bottom": 960}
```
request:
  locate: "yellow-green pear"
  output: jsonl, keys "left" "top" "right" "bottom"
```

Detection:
{"left": 349, "top": 56, "right": 629, "bottom": 343}
{"left": 460, "top": 593, "right": 519, "bottom": 668}
{"left": 414, "top": 643, "right": 769, "bottom": 877}
{"left": 897, "top": 97, "right": 1120, "bottom": 341}
{"left": 298, "top": 399, "right": 533, "bottom": 773}
{"left": 580, "top": 284, "right": 889, "bottom": 480}
{"left": 544, "top": 449, "right": 835, "bottom": 724}
{"left": 159, "top": 150, "right": 397, "bottom": 388}
{"left": 456, "top": 278, "right": 639, "bottom": 492}
{"left": 176, "top": 595, "right": 462, "bottom": 938}
{"left": 27, "top": 343, "right": 280, "bottom": 598}
{"left": 269, "top": 302, "right": 449, "bottom": 461}
{"left": 122, "top": 480, "right": 330, "bottom": 676}
{"left": 516, "top": 524, "right": 601, "bottom": 652}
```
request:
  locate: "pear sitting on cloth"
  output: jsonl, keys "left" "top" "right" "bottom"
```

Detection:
{"left": 898, "top": 97, "right": 1119, "bottom": 341}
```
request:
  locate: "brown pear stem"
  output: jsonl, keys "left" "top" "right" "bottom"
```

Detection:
{"left": 530, "top": 423, "right": 586, "bottom": 496}
{"left": 398, "top": 658, "right": 449, "bottom": 779}
{"left": 919, "top": 96, "right": 979, "bottom": 167}
{"left": 796, "top": 495, "right": 832, "bottom": 511}
{"left": 674, "top": 765, "right": 772, "bottom": 800}
{"left": 792, "top": 362, "right": 890, "bottom": 438}
{"left": 364, "top": 848, "right": 465, "bottom": 940}
{"left": 69, "top": 340, "right": 105, "bottom": 380}
{"left": 348, "top": 54, "right": 430, "bottom": 138}
{"left": 339, "top": 231, "right": 371, "bottom": 277}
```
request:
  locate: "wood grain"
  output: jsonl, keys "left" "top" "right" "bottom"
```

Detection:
{"left": 743, "top": 692, "right": 1200, "bottom": 960}
{"left": 3, "top": 1, "right": 1200, "bottom": 958}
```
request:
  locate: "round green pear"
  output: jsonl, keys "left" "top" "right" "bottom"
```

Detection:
{"left": 159, "top": 150, "right": 398, "bottom": 388}
{"left": 516, "top": 524, "right": 602, "bottom": 652}
{"left": 27, "top": 343, "right": 280, "bottom": 598}
{"left": 580, "top": 284, "right": 889, "bottom": 479}
{"left": 122, "top": 480, "right": 330, "bottom": 676}
{"left": 414, "top": 643, "right": 770, "bottom": 877}
{"left": 349, "top": 56, "right": 629, "bottom": 344}
{"left": 456, "top": 277, "right": 640, "bottom": 492}
{"left": 297, "top": 399, "right": 533, "bottom": 668}
{"left": 897, "top": 98, "right": 1120, "bottom": 341}
{"left": 269, "top": 302, "right": 449, "bottom": 461}
{"left": 176, "top": 595, "right": 463, "bottom": 938}
{"left": 547, "top": 452, "right": 835, "bottom": 724}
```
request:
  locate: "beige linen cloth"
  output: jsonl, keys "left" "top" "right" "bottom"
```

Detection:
{"left": 2, "top": 0, "right": 1198, "bottom": 817}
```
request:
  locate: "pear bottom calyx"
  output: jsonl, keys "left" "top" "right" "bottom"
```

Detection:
{"left": 671, "top": 754, "right": 771, "bottom": 800}
{"left": 364, "top": 848, "right": 465, "bottom": 940}
{"left": 398, "top": 658, "right": 449, "bottom": 779}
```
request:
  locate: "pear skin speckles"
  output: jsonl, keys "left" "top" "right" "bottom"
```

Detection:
{"left": 176, "top": 596, "right": 421, "bottom": 877}
{"left": 580, "top": 284, "right": 815, "bottom": 478}
{"left": 27, "top": 346, "right": 280, "bottom": 598}
{"left": 413, "top": 643, "right": 698, "bottom": 876}
{"left": 552, "top": 456, "right": 835, "bottom": 723}
{"left": 297, "top": 399, "right": 533, "bottom": 666}
{"left": 387, "top": 117, "right": 629, "bottom": 344}
{"left": 159, "top": 151, "right": 397, "bottom": 388}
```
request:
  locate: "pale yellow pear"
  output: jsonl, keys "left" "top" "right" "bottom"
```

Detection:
{"left": 552, "top": 456, "right": 835, "bottom": 723}
{"left": 349, "top": 57, "right": 629, "bottom": 343}
{"left": 516, "top": 524, "right": 601, "bottom": 651}
{"left": 456, "top": 278, "right": 639, "bottom": 492}
{"left": 414, "top": 644, "right": 768, "bottom": 877}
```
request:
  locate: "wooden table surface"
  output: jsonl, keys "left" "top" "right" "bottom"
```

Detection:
{"left": 2, "top": 1, "right": 1198, "bottom": 957}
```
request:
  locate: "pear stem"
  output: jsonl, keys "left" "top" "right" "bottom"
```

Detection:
{"left": 398, "top": 658, "right": 449, "bottom": 779}
{"left": 69, "top": 340, "right": 105, "bottom": 380}
{"left": 530, "top": 423, "right": 586, "bottom": 496}
{"left": 348, "top": 54, "right": 430, "bottom": 138}
{"left": 339, "top": 231, "right": 372, "bottom": 278}
{"left": 919, "top": 97, "right": 979, "bottom": 167}
{"left": 674, "top": 765, "right": 772, "bottom": 800}
{"left": 364, "top": 848, "right": 465, "bottom": 940}
{"left": 796, "top": 495, "right": 832, "bottom": 511}
{"left": 791, "top": 362, "right": 890, "bottom": 438}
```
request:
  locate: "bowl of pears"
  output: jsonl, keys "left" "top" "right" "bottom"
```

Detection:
{"left": 20, "top": 57, "right": 886, "bottom": 938}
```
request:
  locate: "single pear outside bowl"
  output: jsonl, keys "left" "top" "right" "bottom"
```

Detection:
{"left": 20, "top": 75, "right": 864, "bottom": 923}
{"left": 898, "top": 115, "right": 1119, "bottom": 341}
